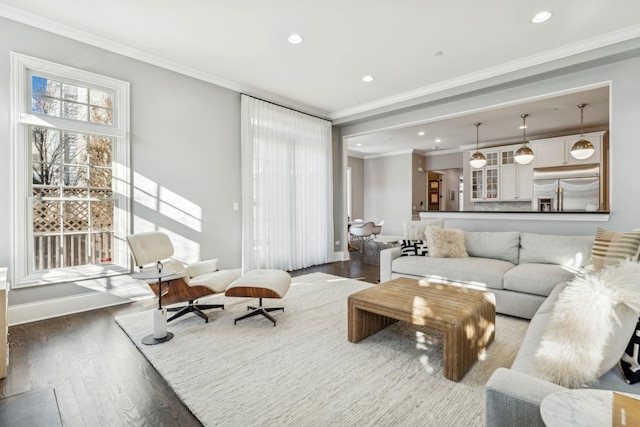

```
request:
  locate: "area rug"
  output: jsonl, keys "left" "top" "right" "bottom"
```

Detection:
{"left": 116, "top": 272, "right": 528, "bottom": 426}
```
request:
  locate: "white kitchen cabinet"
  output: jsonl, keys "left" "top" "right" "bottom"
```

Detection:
{"left": 470, "top": 150, "right": 499, "bottom": 201}
{"left": 531, "top": 131, "right": 605, "bottom": 167}
{"left": 500, "top": 163, "right": 533, "bottom": 201}
{"left": 500, "top": 146, "right": 533, "bottom": 201}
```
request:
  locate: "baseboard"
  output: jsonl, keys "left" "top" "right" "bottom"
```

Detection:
{"left": 333, "top": 251, "right": 349, "bottom": 261}
{"left": 8, "top": 282, "right": 154, "bottom": 326}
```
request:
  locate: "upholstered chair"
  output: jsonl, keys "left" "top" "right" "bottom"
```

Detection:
{"left": 126, "top": 231, "right": 237, "bottom": 323}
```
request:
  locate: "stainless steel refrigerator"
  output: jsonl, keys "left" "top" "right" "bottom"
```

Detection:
{"left": 532, "top": 164, "right": 600, "bottom": 212}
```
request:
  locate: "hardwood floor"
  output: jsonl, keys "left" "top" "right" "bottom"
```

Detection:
{"left": 0, "top": 246, "right": 382, "bottom": 426}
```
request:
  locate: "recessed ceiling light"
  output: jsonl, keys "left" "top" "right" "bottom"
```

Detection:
{"left": 435, "top": 138, "right": 441, "bottom": 143}
{"left": 418, "top": 131, "right": 425, "bottom": 136}
{"left": 288, "top": 34, "right": 303, "bottom": 44}
{"left": 356, "top": 143, "right": 362, "bottom": 147}
{"left": 362, "top": 75, "right": 375, "bottom": 83}
{"left": 532, "top": 11, "right": 552, "bottom": 23}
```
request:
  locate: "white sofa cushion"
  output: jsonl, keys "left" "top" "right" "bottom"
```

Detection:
{"left": 391, "top": 256, "right": 513, "bottom": 290}
{"left": 503, "top": 263, "right": 582, "bottom": 297}
{"left": 465, "top": 231, "right": 520, "bottom": 264}
{"left": 519, "top": 233, "right": 593, "bottom": 267}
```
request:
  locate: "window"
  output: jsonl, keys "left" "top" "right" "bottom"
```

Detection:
{"left": 11, "top": 53, "right": 130, "bottom": 287}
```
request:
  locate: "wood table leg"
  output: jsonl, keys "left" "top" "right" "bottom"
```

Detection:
{"left": 442, "top": 305, "right": 495, "bottom": 381}
{"left": 348, "top": 299, "right": 398, "bottom": 343}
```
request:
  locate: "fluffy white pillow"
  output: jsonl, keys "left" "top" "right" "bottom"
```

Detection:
{"left": 424, "top": 226, "right": 468, "bottom": 258}
{"left": 535, "top": 260, "right": 640, "bottom": 388}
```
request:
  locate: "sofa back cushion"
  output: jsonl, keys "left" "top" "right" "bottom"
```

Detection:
{"left": 465, "top": 231, "right": 520, "bottom": 264}
{"left": 519, "top": 233, "right": 594, "bottom": 267}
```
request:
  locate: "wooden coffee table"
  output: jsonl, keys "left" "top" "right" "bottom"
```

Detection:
{"left": 348, "top": 277, "right": 496, "bottom": 381}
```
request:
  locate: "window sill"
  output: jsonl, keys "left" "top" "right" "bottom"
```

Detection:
{"left": 14, "top": 264, "right": 131, "bottom": 289}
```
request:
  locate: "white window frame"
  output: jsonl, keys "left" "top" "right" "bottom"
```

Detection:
{"left": 10, "top": 53, "right": 131, "bottom": 288}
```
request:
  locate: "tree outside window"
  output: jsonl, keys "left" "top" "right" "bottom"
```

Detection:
{"left": 30, "top": 75, "right": 115, "bottom": 271}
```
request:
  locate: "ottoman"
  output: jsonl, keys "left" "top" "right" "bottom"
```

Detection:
{"left": 225, "top": 269, "right": 291, "bottom": 326}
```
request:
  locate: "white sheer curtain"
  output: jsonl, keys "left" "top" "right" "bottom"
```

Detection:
{"left": 241, "top": 95, "right": 333, "bottom": 272}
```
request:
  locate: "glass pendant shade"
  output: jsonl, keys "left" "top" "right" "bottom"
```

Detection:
{"left": 570, "top": 139, "right": 595, "bottom": 159}
{"left": 470, "top": 151, "right": 487, "bottom": 168}
{"left": 570, "top": 104, "right": 594, "bottom": 160}
{"left": 515, "top": 113, "right": 534, "bottom": 165}
{"left": 514, "top": 145, "right": 534, "bottom": 164}
{"left": 469, "top": 122, "right": 486, "bottom": 168}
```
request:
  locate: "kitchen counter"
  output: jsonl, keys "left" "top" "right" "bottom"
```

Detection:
{"left": 419, "top": 210, "right": 610, "bottom": 222}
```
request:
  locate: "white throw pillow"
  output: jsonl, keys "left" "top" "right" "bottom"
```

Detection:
{"left": 402, "top": 219, "right": 443, "bottom": 240}
{"left": 535, "top": 260, "right": 640, "bottom": 388}
{"left": 424, "top": 226, "right": 468, "bottom": 258}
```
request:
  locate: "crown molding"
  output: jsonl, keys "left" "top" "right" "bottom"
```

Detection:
{"left": 329, "top": 25, "right": 640, "bottom": 121}
{"left": 0, "top": 4, "right": 333, "bottom": 119}
{"left": 359, "top": 149, "right": 415, "bottom": 160}
{"left": 0, "top": 5, "right": 243, "bottom": 93}
{"left": 3, "top": 4, "right": 639, "bottom": 124}
{"left": 421, "top": 148, "right": 464, "bottom": 157}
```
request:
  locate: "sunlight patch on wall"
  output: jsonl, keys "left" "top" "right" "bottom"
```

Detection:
{"left": 133, "top": 171, "right": 202, "bottom": 232}
{"left": 161, "top": 228, "right": 201, "bottom": 264}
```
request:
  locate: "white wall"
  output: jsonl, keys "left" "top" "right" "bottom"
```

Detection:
{"left": 364, "top": 154, "right": 412, "bottom": 237}
{"left": 339, "top": 53, "right": 640, "bottom": 235}
{"left": 440, "top": 169, "right": 462, "bottom": 211}
{"left": 0, "top": 18, "right": 242, "bottom": 308}
{"left": 347, "top": 156, "right": 364, "bottom": 220}
{"left": 426, "top": 152, "right": 463, "bottom": 171}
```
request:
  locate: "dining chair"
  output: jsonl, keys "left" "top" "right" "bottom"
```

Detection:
{"left": 349, "top": 221, "right": 375, "bottom": 253}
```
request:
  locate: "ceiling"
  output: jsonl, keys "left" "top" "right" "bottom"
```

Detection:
{"left": 348, "top": 86, "right": 610, "bottom": 157}
{"left": 1, "top": 1, "right": 637, "bottom": 155}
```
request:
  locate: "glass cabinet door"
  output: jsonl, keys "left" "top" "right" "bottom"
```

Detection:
{"left": 471, "top": 169, "right": 484, "bottom": 199}
{"left": 485, "top": 152, "right": 498, "bottom": 167}
{"left": 486, "top": 168, "right": 499, "bottom": 199}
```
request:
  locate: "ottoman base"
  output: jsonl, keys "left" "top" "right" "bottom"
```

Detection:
{"left": 234, "top": 298, "right": 284, "bottom": 326}
{"left": 225, "top": 269, "right": 292, "bottom": 326}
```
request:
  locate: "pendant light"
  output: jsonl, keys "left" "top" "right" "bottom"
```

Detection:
{"left": 469, "top": 122, "right": 487, "bottom": 168}
{"left": 570, "top": 103, "right": 595, "bottom": 160}
{"left": 514, "top": 114, "right": 534, "bottom": 165}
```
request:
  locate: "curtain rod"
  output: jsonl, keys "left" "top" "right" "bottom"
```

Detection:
{"left": 241, "top": 93, "right": 331, "bottom": 123}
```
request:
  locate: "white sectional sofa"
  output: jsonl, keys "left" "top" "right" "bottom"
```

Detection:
{"left": 484, "top": 278, "right": 640, "bottom": 426}
{"left": 380, "top": 231, "right": 594, "bottom": 319}
{"left": 380, "top": 229, "right": 640, "bottom": 426}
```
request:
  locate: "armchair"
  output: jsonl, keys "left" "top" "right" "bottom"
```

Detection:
{"left": 126, "top": 231, "right": 237, "bottom": 323}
